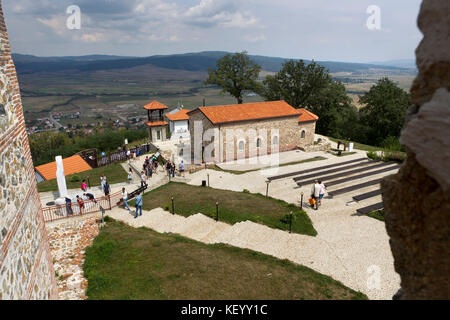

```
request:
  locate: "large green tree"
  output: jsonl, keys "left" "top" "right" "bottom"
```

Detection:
{"left": 308, "top": 81, "right": 361, "bottom": 140}
{"left": 263, "top": 60, "right": 332, "bottom": 108}
{"left": 359, "top": 78, "right": 410, "bottom": 146}
{"left": 205, "top": 51, "right": 262, "bottom": 104}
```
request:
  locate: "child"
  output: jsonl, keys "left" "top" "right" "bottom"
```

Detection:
{"left": 128, "top": 168, "right": 133, "bottom": 184}
{"left": 81, "top": 180, "right": 87, "bottom": 192}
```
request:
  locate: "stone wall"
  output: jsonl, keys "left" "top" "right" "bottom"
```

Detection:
{"left": 189, "top": 109, "right": 316, "bottom": 163}
{"left": 381, "top": 0, "right": 449, "bottom": 299}
{"left": 0, "top": 1, "right": 57, "bottom": 300}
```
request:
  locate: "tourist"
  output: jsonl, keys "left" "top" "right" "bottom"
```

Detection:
{"left": 166, "top": 161, "right": 171, "bottom": 177}
{"left": 147, "top": 164, "right": 153, "bottom": 178}
{"left": 318, "top": 180, "right": 326, "bottom": 207}
{"left": 179, "top": 160, "right": 185, "bottom": 177}
{"left": 122, "top": 187, "right": 130, "bottom": 211}
{"left": 171, "top": 162, "right": 175, "bottom": 178}
{"left": 128, "top": 168, "right": 133, "bottom": 184}
{"left": 104, "top": 181, "right": 110, "bottom": 197}
{"left": 81, "top": 180, "right": 88, "bottom": 192}
{"left": 311, "top": 180, "right": 321, "bottom": 210}
{"left": 100, "top": 174, "right": 106, "bottom": 192}
{"left": 76, "top": 195, "right": 84, "bottom": 214}
{"left": 153, "top": 159, "right": 158, "bottom": 173}
{"left": 84, "top": 192, "right": 97, "bottom": 204}
{"left": 135, "top": 192, "right": 143, "bottom": 218}
{"left": 141, "top": 171, "right": 146, "bottom": 187}
{"left": 65, "top": 197, "right": 73, "bottom": 215}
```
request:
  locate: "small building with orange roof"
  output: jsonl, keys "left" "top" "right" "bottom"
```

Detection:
{"left": 35, "top": 155, "right": 92, "bottom": 182}
{"left": 144, "top": 100, "right": 169, "bottom": 142}
{"left": 187, "top": 100, "right": 318, "bottom": 163}
{"left": 165, "top": 107, "right": 190, "bottom": 140}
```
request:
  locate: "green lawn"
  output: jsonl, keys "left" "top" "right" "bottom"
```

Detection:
{"left": 83, "top": 218, "right": 367, "bottom": 300}
{"left": 367, "top": 210, "right": 385, "bottom": 222}
{"left": 137, "top": 182, "right": 317, "bottom": 236}
{"left": 37, "top": 163, "right": 128, "bottom": 193}
{"left": 209, "top": 156, "right": 327, "bottom": 175}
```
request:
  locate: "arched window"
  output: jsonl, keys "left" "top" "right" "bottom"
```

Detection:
{"left": 256, "top": 138, "right": 261, "bottom": 148}
{"left": 179, "top": 149, "right": 184, "bottom": 156}
{"left": 301, "top": 130, "right": 306, "bottom": 139}
{"left": 238, "top": 140, "right": 245, "bottom": 151}
{"left": 272, "top": 135, "right": 279, "bottom": 145}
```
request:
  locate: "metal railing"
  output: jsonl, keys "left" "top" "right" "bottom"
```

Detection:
{"left": 42, "top": 191, "right": 123, "bottom": 223}
{"left": 97, "top": 143, "right": 156, "bottom": 167}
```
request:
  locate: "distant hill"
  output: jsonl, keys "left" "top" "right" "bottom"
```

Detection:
{"left": 13, "top": 51, "right": 414, "bottom": 75}
{"left": 368, "top": 59, "right": 416, "bottom": 69}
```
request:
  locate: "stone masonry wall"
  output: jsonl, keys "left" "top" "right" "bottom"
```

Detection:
{"left": 0, "top": 1, "right": 57, "bottom": 299}
{"left": 381, "top": 0, "right": 449, "bottom": 299}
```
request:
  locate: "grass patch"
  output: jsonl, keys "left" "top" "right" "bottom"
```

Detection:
{"left": 328, "top": 137, "right": 384, "bottom": 152}
{"left": 83, "top": 218, "right": 367, "bottom": 300}
{"left": 139, "top": 182, "right": 317, "bottom": 236}
{"left": 37, "top": 163, "right": 128, "bottom": 193}
{"left": 367, "top": 151, "right": 406, "bottom": 163}
{"left": 210, "top": 156, "right": 327, "bottom": 175}
{"left": 366, "top": 210, "right": 385, "bottom": 222}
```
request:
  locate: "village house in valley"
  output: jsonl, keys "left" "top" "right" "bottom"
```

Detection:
{"left": 187, "top": 100, "right": 319, "bottom": 163}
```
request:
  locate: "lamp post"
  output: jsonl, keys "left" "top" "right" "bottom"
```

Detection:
{"left": 216, "top": 201, "right": 219, "bottom": 222}
{"left": 300, "top": 192, "right": 304, "bottom": 210}
{"left": 171, "top": 197, "right": 174, "bottom": 215}
{"left": 289, "top": 211, "right": 293, "bottom": 234}
{"left": 266, "top": 180, "right": 271, "bottom": 197}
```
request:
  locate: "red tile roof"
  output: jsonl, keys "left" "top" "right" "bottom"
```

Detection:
{"left": 145, "top": 121, "right": 169, "bottom": 127}
{"left": 35, "top": 155, "right": 92, "bottom": 181}
{"left": 189, "top": 100, "right": 310, "bottom": 125}
{"left": 144, "top": 101, "right": 169, "bottom": 110}
{"left": 166, "top": 109, "right": 190, "bottom": 121}
{"left": 298, "top": 108, "right": 319, "bottom": 122}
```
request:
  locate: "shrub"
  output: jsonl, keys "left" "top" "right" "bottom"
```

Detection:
{"left": 381, "top": 136, "right": 404, "bottom": 152}
{"left": 70, "top": 174, "right": 81, "bottom": 182}
{"left": 243, "top": 189, "right": 250, "bottom": 193}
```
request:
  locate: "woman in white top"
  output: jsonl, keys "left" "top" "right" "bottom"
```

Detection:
{"left": 122, "top": 187, "right": 130, "bottom": 211}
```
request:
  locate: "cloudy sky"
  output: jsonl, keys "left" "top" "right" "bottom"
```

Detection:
{"left": 3, "top": 0, "right": 423, "bottom": 62}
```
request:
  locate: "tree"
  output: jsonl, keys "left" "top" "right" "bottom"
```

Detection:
{"left": 308, "top": 80, "right": 361, "bottom": 140}
{"left": 263, "top": 60, "right": 332, "bottom": 108}
{"left": 205, "top": 51, "right": 262, "bottom": 104}
{"left": 359, "top": 78, "right": 410, "bottom": 146}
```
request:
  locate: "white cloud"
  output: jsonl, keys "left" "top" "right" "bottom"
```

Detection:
{"left": 184, "top": 0, "right": 259, "bottom": 28}
{"left": 243, "top": 33, "right": 267, "bottom": 42}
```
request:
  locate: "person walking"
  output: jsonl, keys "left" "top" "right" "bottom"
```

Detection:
{"left": 179, "top": 160, "right": 185, "bottom": 177}
{"left": 100, "top": 174, "right": 106, "bottom": 192}
{"left": 171, "top": 162, "right": 175, "bottom": 178}
{"left": 141, "top": 171, "right": 146, "bottom": 187}
{"left": 128, "top": 168, "right": 133, "bottom": 184}
{"left": 318, "top": 180, "right": 326, "bottom": 207}
{"left": 166, "top": 161, "right": 171, "bottom": 177}
{"left": 135, "top": 192, "right": 143, "bottom": 218}
{"left": 311, "top": 180, "right": 321, "bottom": 210}
{"left": 104, "top": 181, "right": 110, "bottom": 197}
{"left": 122, "top": 187, "right": 130, "bottom": 211}
{"left": 81, "top": 180, "right": 88, "bottom": 192}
